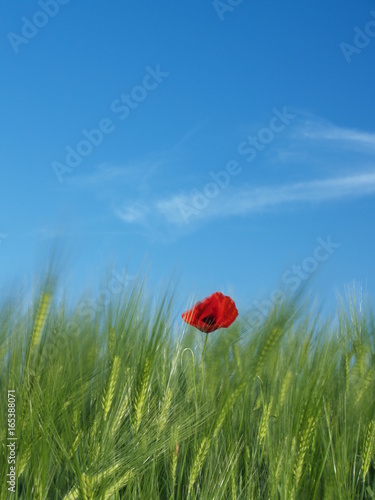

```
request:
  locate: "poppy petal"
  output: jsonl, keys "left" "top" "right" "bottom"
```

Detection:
{"left": 181, "top": 292, "right": 238, "bottom": 333}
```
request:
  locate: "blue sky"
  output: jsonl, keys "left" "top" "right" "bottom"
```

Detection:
{"left": 1, "top": 0, "right": 375, "bottom": 321}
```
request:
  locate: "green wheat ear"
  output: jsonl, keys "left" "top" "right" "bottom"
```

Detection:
{"left": 102, "top": 468, "right": 136, "bottom": 498}
{"left": 170, "top": 441, "right": 179, "bottom": 498}
{"left": 64, "top": 463, "right": 126, "bottom": 500}
{"left": 102, "top": 355, "right": 121, "bottom": 421}
{"left": 112, "top": 387, "right": 131, "bottom": 435}
{"left": 31, "top": 292, "right": 52, "bottom": 350}
{"left": 259, "top": 397, "right": 273, "bottom": 447}
{"left": 187, "top": 436, "right": 211, "bottom": 496}
{"left": 212, "top": 382, "right": 247, "bottom": 440}
{"left": 362, "top": 420, "right": 375, "bottom": 482}
{"left": 133, "top": 357, "right": 151, "bottom": 433}
{"left": 294, "top": 415, "right": 317, "bottom": 490}
{"left": 255, "top": 326, "right": 283, "bottom": 377}
{"left": 157, "top": 387, "right": 173, "bottom": 435}
{"left": 279, "top": 370, "right": 292, "bottom": 410}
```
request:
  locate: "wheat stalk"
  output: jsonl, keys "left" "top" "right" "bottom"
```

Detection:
{"left": 108, "top": 326, "right": 115, "bottom": 354}
{"left": 212, "top": 382, "right": 246, "bottom": 440}
{"left": 343, "top": 354, "right": 349, "bottom": 394}
{"left": 231, "top": 465, "right": 237, "bottom": 500}
{"left": 233, "top": 344, "right": 242, "bottom": 375}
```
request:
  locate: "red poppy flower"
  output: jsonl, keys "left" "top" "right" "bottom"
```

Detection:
{"left": 181, "top": 292, "right": 238, "bottom": 333}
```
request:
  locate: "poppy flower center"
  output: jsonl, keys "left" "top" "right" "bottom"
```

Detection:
{"left": 201, "top": 315, "right": 216, "bottom": 326}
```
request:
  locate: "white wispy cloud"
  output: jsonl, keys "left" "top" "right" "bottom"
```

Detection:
{"left": 114, "top": 204, "right": 149, "bottom": 224}
{"left": 65, "top": 157, "right": 165, "bottom": 191}
{"left": 171, "top": 120, "right": 209, "bottom": 151}
{"left": 268, "top": 119, "right": 375, "bottom": 173}
{"left": 63, "top": 122, "right": 208, "bottom": 192}
{"left": 65, "top": 163, "right": 135, "bottom": 188}
{"left": 293, "top": 117, "right": 375, "bottom": 152}
{"left": 154, "top": 171, "right": 375, "bottom": 225}
{"left": 285, "top": 113, "right": 375, "bottom": 156}
{"left": 107, "top": 115, "right": 375, "bottom": 231}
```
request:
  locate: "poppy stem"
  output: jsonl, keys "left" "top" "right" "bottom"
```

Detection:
{"left": 201, "top": 332, "right": 209, "bottom": 361}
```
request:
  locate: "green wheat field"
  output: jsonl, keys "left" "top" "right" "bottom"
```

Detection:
{"left": 1, "top": 270, "right": 374, "bottom": 499}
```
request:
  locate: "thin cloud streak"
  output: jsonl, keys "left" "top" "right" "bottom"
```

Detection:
{"left": 156, "top": 171, "right": 375, "bottom": 225}
{"left": 109, "top": 117, "right": 375, "bottom": 230}
{"left": 295, "top": 120, "right": 375, "bottom": 151}
{"left": 64, "top": 158, "right": 165, "bottom": 190}
{"left": 115, "top": 205, "right": 149, "bottom": 224}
